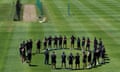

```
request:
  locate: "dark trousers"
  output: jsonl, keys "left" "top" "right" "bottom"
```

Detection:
{"left": 45, "top": 58, "right": 49, "bottom": 64}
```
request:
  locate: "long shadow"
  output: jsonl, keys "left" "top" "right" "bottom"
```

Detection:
{"left": 29, "top": 64, "right": 38, "bottom": 67}
{"left": 32, "top": 53, "right": 37, "bottom": 56}
{"left": 55, "top": 68, "right": 62, "bottom": 70}
{"left": 33, "top": 47, "right": 82, "bottom": 55}
{"left": 48, "top": 48, "right": 70, "bottom": 51}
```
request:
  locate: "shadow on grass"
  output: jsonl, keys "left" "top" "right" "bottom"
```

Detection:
{"left": 29, "top": 64, "right": 38, "bottom": 67}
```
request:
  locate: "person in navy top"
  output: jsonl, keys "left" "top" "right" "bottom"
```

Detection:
{"left": 68, "top": 53, "right": 74, "bottom": 69}
{"left": 75, "top": 53, "right": 80, "bottom": 69}
{"left": 48, "top": 36, "right": 52, "bottom": 48}
{"left": 86, "top": 37, "right": 90, "bottom": 51}
{"left": 53, "top": 36, "right": 58, "bottom": 48}
{"left": 44, "top": 49, "right": 49, "bottom": 65}
{"left": 36, "top": 40, "right": 41, "bottom": 54}
{"left": 71, "top": 35, "right": 76, "bottom": 49}
{"left": 82, "top": 36, "right": 85, "bottom": 50}
{"left": 63, "top": 36, "right": 67, "bottom": 48}
{"left": 59, "top": 35, "right": 63, "bottom": 48}
{"left": 77, "top": 37, "right": 81, "bottom": 50}
{"left": 44, "top": 37, "right": 47, "bottom": 49}
{"left": 51, "top": 51, "right": 56, "bottom": 69}
{"left": 61, "top": 52, "right": 66, "bottom": 68}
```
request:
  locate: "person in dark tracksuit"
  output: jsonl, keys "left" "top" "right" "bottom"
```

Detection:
{"left": 19, "top": 43, "right": 26, "bottom": 63}
{"left": 63, "top": 36, "right": 67, "bottom": 48}
{"left": 26, "top": 40, "right": 32, "bottom": 65}
{"left": 15, "top": 0, "right": 21, "bottom": 20}
{"left": 51, "top": 51, "right": 56, "bottom": 69}
{"left": 77, "top": 37, "right": 81, "bottom": 50}
{"left": 26, "top": 40, "right": 30, "bottom": 60}
{"left": 101, "top": 45, "right": 106, "bottom": 64}
{"left": 53, "top": 36, "right": 58, "bottom": 48}
{"left": 68, "top": 53, "right": 74, "bottom": 69}
{"left": 92, "top": 49, "right": 97, "bottom": 67}
{"left": 99, "top": 38, "right": 103, "bottom": 53}
{"left": 99, "top": 38, "right": 103, "bottom": 48}
{"left": 86, "top": 37, "right": 90, "bottom": 51}
{"left": 75, "top": 53, "right": 80, "bottom": 69}
{"left": 61, "top": 52, "right": 66, "bottom": 68}
{"left": 48, "top": 36, "right": 52, "bottom": 48}
{"left": 59, "top": 35, "right": 63, "bottom": 48}
{"left": 87, "top": 50, "right": 92, "bottom": 68}
{"left": 29, "top": 39, "right": 33, "bottom": 51}
{"left": 96, "top": 48, "right": 100, "bottom": 65}
{"left": 21, "top": 41, "right": 26, "bottom": 48}
{"left": 44, "top": 49, "right": 49, "bottom": 65}
{"left": 44, "top": 37, "right": 47, "bottom": 49}
{"left": 27, "top": 48, "right": 32, "bottom": 66}
{"left": 94, "top": 37, "right": 98, "bottom": 50}
{"left": 82, "top": 37, "right": 85, "bottom": 50}
{"left": 82, "top": 52, "right": 87, "bottom": 69}
{"left": 71, "top": 35, "right": 76, "bottom": 49}
{"left": 36, "top": 40, "right": 41, "bottom": 54}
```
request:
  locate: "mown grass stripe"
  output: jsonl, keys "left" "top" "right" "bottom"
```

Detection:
{"left": 74, "top": 1, "right": 120, "bottom": 44}
{"left": 44, "top": 0, "right": 73, "bottom": 33}
{"left": 82, "top": 0, "right": 120, "bottom": 44}
{"left": 93, "top": 0, "right": 120, "bottom": 21}
{"left": 0, "top": 23, "right": 13, "bottom": 72}
{"left": 2, "top": 22, "right": 31, "bottom": 72}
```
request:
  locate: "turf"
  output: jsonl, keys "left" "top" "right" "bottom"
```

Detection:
{"left": 0, "top": 0, "right": 120, "bottom": 72}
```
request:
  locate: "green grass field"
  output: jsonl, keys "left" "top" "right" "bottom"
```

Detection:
{"left": 0, "top": 0, "right": 120, "bottom": 72}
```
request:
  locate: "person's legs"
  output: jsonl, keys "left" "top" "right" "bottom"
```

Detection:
{"left": 75, "top": 64, "right": 77, "bottom": 69}
{"left": 78, "top": 64, "right": 80, "bottom": 69}
{"left": 47, "top": 59, "right": 49, "bottom": 64}
{"left": 71, "top": 64, "right": 73, "bottom": 69}
{"left": 54, "top": 63, "right": 56, "bottom": 69}
{"left": 64, "top": 63, "right": 66, "bottom": 68}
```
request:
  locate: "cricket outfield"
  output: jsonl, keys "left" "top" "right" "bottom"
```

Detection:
{"left": 0, "top": 0, "right": 120, "bottom": 72}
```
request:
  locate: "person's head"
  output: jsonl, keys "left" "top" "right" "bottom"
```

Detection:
{"left": 62, "top": 51, "right": 65, "bottom": 54}
{"left": 45, "top": 36, "right": 46, "bottom": 38}
{"left": 38, "top": 39, "right": 40, "bottom": 42}
{"left": 94, "top": 37, "right": 96, "bottom": 40}
{"left": 76, "top": 52, "right": 79, "bottom": 56}
{"left": 20, "top": 43, "right": 22, "bottom": 47}
{"left": 83, "top": 36, "right": 85, "bottom": 39}
{"left": 70, "top": 52, "right": 73, "bottom": 56}
{"left": 53, "top": 51, "right": 55, "bottom": 54}
{"left": 102, "top": 45, "right": 104, "bottom": 48}
{"left": 23, "top": 40, "right": 25, "bottom": 43}
{"left": 17, "top": 0, "right": 20, "bottom": 3}
{"left": 83, "top": 51, "right": 86, "bottom": 55}
{"left": 30, "top": 39, "right": 32, "bottom": 41}
{"left": 46, "top": 49, "right": 48, "bottom": 51}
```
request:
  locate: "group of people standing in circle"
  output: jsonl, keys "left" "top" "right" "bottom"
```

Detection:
{"left": 19, "top": 35, "right": 107, "bottom": 70}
